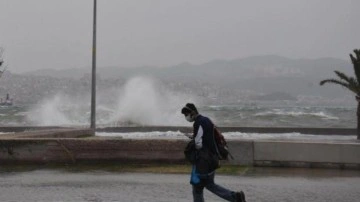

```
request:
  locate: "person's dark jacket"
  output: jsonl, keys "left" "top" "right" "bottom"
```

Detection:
{"left": 192, "top": 115, "right": 219, "bottom": 175}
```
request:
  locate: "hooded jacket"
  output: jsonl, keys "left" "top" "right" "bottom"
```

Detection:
{"left": 193, "top": 114, "right": 217, "bottom": 155}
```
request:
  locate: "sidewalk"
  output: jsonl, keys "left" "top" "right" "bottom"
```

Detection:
{"left": 0, "top": 167, "right": 359, "bottom": 202}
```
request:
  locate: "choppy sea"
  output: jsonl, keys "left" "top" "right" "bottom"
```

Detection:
{"left": 0, "top": 102, "right": 357, "bottom": 140}
{"left": 202, "top": 104, "right": 356, "bottom": 128}
{"left": 0, "top": 103, "right": 355, "bottom": 128}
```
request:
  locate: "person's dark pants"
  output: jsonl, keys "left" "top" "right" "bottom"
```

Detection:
{"left": 192, "top": 172, "right": 236, "bottom": 202}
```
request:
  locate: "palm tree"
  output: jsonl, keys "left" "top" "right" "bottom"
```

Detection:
{"left": 0, "top": 47, "right": 3, "bottom": 68}
{"left": 320, "top": 49, "right": 360, "bottom": 139}
{"left": 0, "top": 48, "right": 5, "bottom": 78}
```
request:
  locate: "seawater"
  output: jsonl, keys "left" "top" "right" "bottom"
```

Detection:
{"left": 0, "top": 103, "right": 356, "bottom": 128}
{"left": 202, "top": 104, "right": 355, "bottom": 128}
{"left": 0, "top": 76, "right": 356, "bottom": 128}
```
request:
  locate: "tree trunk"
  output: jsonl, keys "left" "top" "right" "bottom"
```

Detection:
{"left": 357, "top": 101, "right": 360, "bottom": 139}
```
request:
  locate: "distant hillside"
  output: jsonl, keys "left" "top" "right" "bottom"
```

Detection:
{"left": 23, "top": 55, "right": 351, "bottom": 80}
{"left": 8, "top": 55, "right": 354, "bottom": 104}
{"left": 251, "top": 92, "right": 297, "bottom": 101}
{"left": 24, "top": 68, "right": 90, "bottom": 79}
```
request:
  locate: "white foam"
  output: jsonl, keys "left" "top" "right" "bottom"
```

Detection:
{"left": 26, "top": 94, "right": 73, "bottom": 125}
{"left": 96, "top": 131, "right": 186, "bottom": 139}
{"left": 25, "top": 76, "right": 197, "bottom": 126}
{"left": 254, "top": 109, "right": 339, "bottom": 120}
{"left": 0, "top": 132, "right": 14, "bottom": 135}
{"left": 96, "top": 131, "right": 355, "bottom": 140}
{"left": 109, "top": 76, "right": 197, "bottom": 126}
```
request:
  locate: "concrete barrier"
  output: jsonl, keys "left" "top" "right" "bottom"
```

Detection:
{"left": 0, "top": 126, "right": 67, "bottom": 133}
{"left": 0, "top": 138, "right": 187, "bottom": 164}
{"left": 1, "top": 126, "right": 356, "bottom": 135}
{"left": 96, "top": 126, "right": 356, "bottom": 135}
{"left": 1, "top": 137, "right": 359, "bottom": 169}
{"left": 0, "top": 128, "right": 94, "bottom": 139}
{"left": 226, "top": 140, "right": 254, "bottom": 166}
{"left": 253, "top": 140, "right": 360, "bottom": 169}
{"left": 0, "top": 128, "right": 360, "bottom": 169}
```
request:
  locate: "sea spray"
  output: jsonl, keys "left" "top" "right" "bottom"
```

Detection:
{"left": 25, "top": 76, "right": 199, "bottom": 126}
{"left": 10, "top": 100, "right": 357, "bottom": 127}
{"left": 22, "top": 76, "right": 352, "bottom": 127}
{"left": 27, "top": 94, "right": 74, "bottom": 126}
{"left": 110, "top": 76, "right": 198, "bottom": 126}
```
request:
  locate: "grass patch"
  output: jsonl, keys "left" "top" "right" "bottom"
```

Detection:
{"left": 63, "top": 163, "right": 250, "bottom": 175}
{"left": 0, "top": 163, "right": 249, "bottom": 175}
{"left": 217, "top": 165, "right": 250, "bottom": 175}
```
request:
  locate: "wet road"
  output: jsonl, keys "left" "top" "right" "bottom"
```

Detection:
{"left": 0, "top": 168, "right": 360, "bottom": 202}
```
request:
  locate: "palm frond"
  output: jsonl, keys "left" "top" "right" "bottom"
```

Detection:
{"left": 0, "top": 47, "right": 4, "bottom": 68}
{"left": 350, "top": 50, "right": 360, "bottom": 81}
{"left": 334, "top": 71, "right": 354, "bottom": 82}
{"left": 350, "top": 49, "right": 360, "bottom": 65}
{"left": 320, "top": 79, "right": 347, "bottom": 87}
{"left": 319, "top": 79, "right": 360, "bottom": 94}
{"left": 334, "top": 71, "right": 359, "bottom": 87}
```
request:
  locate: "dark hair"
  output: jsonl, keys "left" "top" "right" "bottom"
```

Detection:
{"left": 181, "top": 103, "right": 198, "bottom": 114}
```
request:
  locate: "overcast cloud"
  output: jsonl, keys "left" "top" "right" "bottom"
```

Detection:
{"left": 1, "top": 0, "right": 359, "bottom": 73}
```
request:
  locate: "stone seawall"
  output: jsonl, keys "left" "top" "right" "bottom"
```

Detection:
{"left": 0, "top": 126, "right": 356, "bottom": 135}
{"left": 0, "top": 138, "right": 186, "bottom": 164}
{"left": 96, "top": 126, "right": 356, "bottom": 135}
{"left": 253, "top": 140, "right": 360, "bottom": 169}
{"left": 0, "top": 127, "right": 359, "bottom": 169}
{"left": 1, "top": 137, "right": 359, "bottom": 169}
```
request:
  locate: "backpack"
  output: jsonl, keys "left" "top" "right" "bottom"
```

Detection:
{"left": 184, "top": 138, "right": 221, "bottom": 172}
{"left": 213, "top": 126, "right": 233, "bottom": 160}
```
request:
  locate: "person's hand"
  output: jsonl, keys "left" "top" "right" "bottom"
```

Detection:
{"left": 184, "top": 133, "right": 193, "bottom": 139}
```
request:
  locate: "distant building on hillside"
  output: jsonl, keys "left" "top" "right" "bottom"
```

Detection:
{"left": 0, "top": 93, "right": 13, "bottom": 106}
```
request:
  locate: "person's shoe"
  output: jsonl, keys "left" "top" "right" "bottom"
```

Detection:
{"left": 235, "top": 191, "right": 246, "bottom": 202}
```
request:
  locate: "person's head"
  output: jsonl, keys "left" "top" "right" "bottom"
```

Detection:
{"left": 181, "top": 103, "right": 199, "bottom": 122}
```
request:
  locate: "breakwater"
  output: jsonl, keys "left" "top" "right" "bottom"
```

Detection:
{"left": 96, "top": 126, "right": 356, "bottom": 135}
{"left": 0, "top": 126, "right": 356, "bottom": 135}
{"left": 0, "top": 127, "right": 359, "bottom": 169}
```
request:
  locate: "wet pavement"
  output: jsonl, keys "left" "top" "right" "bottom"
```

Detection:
{"left": 0, "top": 167, "right": 360, "bottom": 202}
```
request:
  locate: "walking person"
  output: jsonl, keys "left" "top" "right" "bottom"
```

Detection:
{"left": 181, "top": 103, "right": 246, "bottom": 202}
